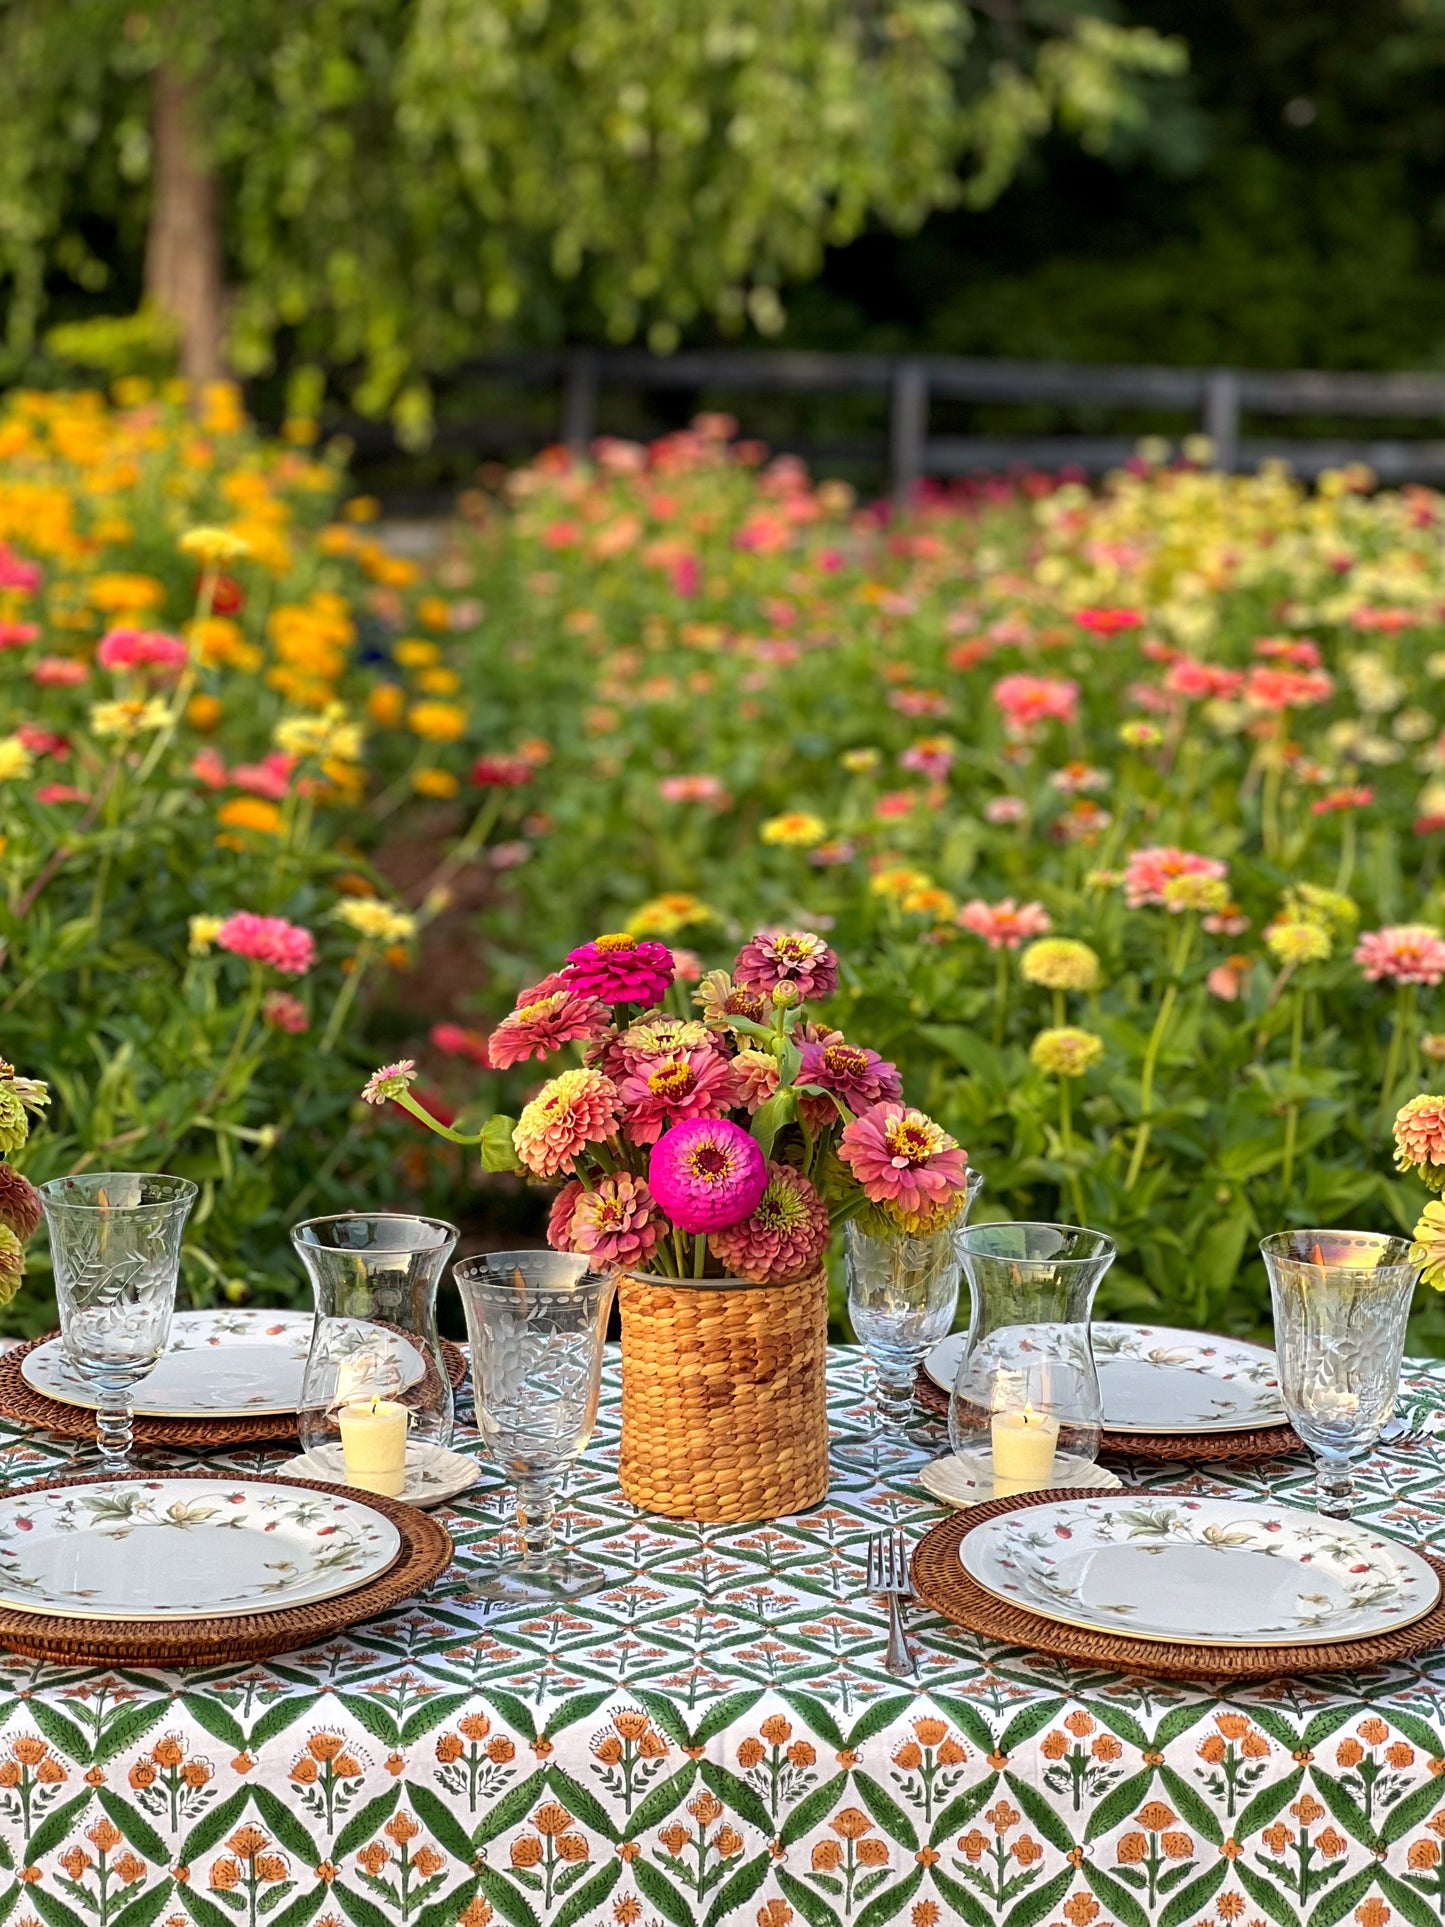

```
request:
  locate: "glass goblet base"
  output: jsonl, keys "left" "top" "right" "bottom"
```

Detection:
{"left": 463, "top": 1551, "right": 610, "bottom": 1605}
{"left": 833, "top": 1363, "right": 927, "bottom": 1475}
{"left": 1310, "top": 1452, "right": 1362, "bottom": 1519}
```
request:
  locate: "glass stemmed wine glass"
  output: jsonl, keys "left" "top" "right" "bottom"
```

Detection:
{"left": 38, "top": 1172, "right": 198, "bottom": 1473}
{"left": 835, "top": 1169, "right": 985, "bottom": 1474}
{"left": 1260, "top": 1229, "right": 1420, "bottom": 1519}
{"left": 453, "top": 1250, "right": 617, "bottom": 1602}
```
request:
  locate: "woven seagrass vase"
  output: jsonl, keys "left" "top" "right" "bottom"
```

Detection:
{"left": 618, "top": 1264, "right": 829, "bottom": 1523}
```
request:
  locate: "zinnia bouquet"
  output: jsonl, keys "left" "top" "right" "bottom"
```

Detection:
{"left": 363, "top": 928, "right": 971, "bottom": 1280}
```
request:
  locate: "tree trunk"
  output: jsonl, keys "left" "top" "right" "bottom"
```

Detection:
{"left": 144, "top": 60, "right": 226, "bottom": 386}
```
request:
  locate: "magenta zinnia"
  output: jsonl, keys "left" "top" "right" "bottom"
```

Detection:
{"left": 215, "top": 912, "right": 316, "bottom": 976}
{"left": 796, "top": 1039, "right": 902, "bottom": 1131}
{"left": 838, "top": 1102, "right": 969, "bottom": 1221}
{"left": 710, "top": 1162, "right": 830, "bottom": 1283}
{"left": 488, "top": 983, "right": 611, "bottom": 1068}
{"left": 647, "top": 1118, "right": 768, "bottom": 1233}
{"left": 512, "top": 1069, "right": 620, "bottom": 1178}
{"left": 733, "top": 930, "right": 839, "bottom": 1001}
{"left": 618, "top": 1049, "right": 738, "bottom": 1145}
{"left": 557, "top": 1172, "right": 664, "bottom": 1271}
{"left": 564, "top": 933, "right": 675, "bottom": 1007}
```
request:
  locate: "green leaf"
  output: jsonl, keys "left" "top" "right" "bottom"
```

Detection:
{"left": 1235, "top": 1861, "right": 1302, "bottom": 1927}
{"left": 333, "top": 1695, "right": 400, "bottom": 1750}
{"left": 1312, "top": 1869, "right": 1389, "bottom": 1927}
{"left": 333, "top": 1884, "right": 393, "bottom": 1927}
{"left": 1301, "top": 1707, "right": 1356, "bottom": 1751}
{"left": 1380, "top": 1868, "right": 1445, "bottom": 1927}
{"left": 929, "top": 1696, "right": 997, "bottom": 1756}
{"left": 1003, "top": 1869, "right": 1072, "bottom": 1927}
{"left": 931, "top": 1867, "right": 994, "bottom": 1927}
{"left": 95, "top": 1703, "right": 168, "bottom": 1766}
{"left": 400, "top": 1695, "right": 471, "bottom": 1748}
{"left": 28, "top": 1704, "right": 91, "bottom": 1767}
{"left": 27, "top": 1792, "right": 95, "bottom": 1865}
{"left": 1381, "top": 1709, "right": 1445, "bottom": 1760}
{"left": 998, "top": 1702, "right": 1065, "bottom": 1758}
{"left": 482, "top": 1693, "right": 539, "bottom": 1747}
{"left": 779, "top": 1773, "right": 848, "bottom": 1849}
{"left": 176, "top": 1895, "right": 236, "bottom": 1927}
{"left": 930, "top": 1776, "right": 996, "bottom": 1847}
{"left": 633, "top": 1856, "right": 698, "bottom": 1927}
{"left": 473, "top": 1868, "right": 541, "bottom": 1927}
{"left": 698, "top": 1761, "right": 774, "bottom": 1839}
{"left": 844, "top": 1697, "right": 914, "bottom": 1752}
{"left": 1005, "top": 1773, "right": 1078, "bottom": 1856}
{"left": 542, "top": 1767, "right": 619, "bottom": 1846}
{"left": 249, "top": 1700, "right": 311, "bottom": 1753}
{"left": 694, "top": 1692, "right": 767, "bottom": 1747}
{"left": 1234, "top": 1766, "right": 1304, "bottom": 1842}
{"left": 858, "top": 1865, "right": 924, "bottom": 1927}
{"left": 31, "top": 1890, "right": 86, "bottom": 1927}
{"left": 751, "top": 1088, "right": 795, "bottom": 1158}
{"left": 703, "top": 1851, "right": 771, "bottom": 1927}
{"left": 111, "top": 1880, "right": 177, "bottom": 1927}
{"left": 624, "top": 1763, "right": 697, "bottom": 1844}
{"left": 631, "top": 1693, "right": 693, "bottom": 1752}
{"left": 259, "top": 1894, "right": 324, "bottom": 1927}
{"left": 1153, "top": 1705, "right": 1217, "bottom": 1750}
{"left": 475, "top": 1770, "right": 549, "bottom": 1849}
{"left": 775, "top": 1867, "right": 843, "bottom": 1927}
{"left": 181, "top": 1695, "right": 246, "bottom": 1754}
{"left": 1083, "top": 1767, "right": 1156, "bottom": 1844}
{"left": 98, "top": 1788, "right": 169, "bottom": 1866}
{"left": 251, "top": 1787, "right": 321, "bottom": 1864}
{"left": 1310, "top": 1767, "right": 1381, "bottom": 1853}
{"left": 1157, "top": 1764, "right": 1224, "bottom": 1848}
{"left": 1158, "top": 1862, "right": 1227, "bottom": 1927}
{"left": 1382, "top": 1774, "right": 1445, "bottom": 1845}
{"left": 540, "top": 1691, "right": 615, "bottom": 1739}
{"left": 1082, "top": 1864, "right": 1150, "bottom": 1927}
{"left": 852, "top": 1771, "right": 918, "bottom": 1853}
{"left": 481, "top": 1115, "right": 523, "bottom": 1172}
{"left": 554, "top": 1861, "right": 621, "bottom": 1927}
{"left": 780, "top": 1696, "right": 846, "bottom": 1753}
{"left": 332, "top": 1788, "right": 402, "bottom": 1863}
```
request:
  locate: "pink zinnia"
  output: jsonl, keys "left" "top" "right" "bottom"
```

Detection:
{"left": 1244, "top": 665, "right": 1334, "bottom": 711}
{"left": 564, "top": 934, "right": 675, "bottom": 1008}
{"left": 648, "top": 1118, "right": 768, "bottom": 1234}
{"left": 230, "top": 753, "right": 295, "bottom": 800}
{"left": 488, "top": 984, "right": 611, "bottom": 1068}
{"left": 992, "top": 673, "right": 1080, "bottom": 734}
{"left": 557, "top": 1172, "right": 664, "bottom": 1271}
{"left": 957, "top": 898, "right": 1053, "bottom": 951}
{"left": 1355, "top": 925, "right": 1445, "bottom": 987}
{"left": 191, "top": 748, "right": 228, "bottom": 788}
{"left": 262, "top": 991, "right": 309, "bottom": 1034}
{"left": 430, "top": 1022, "right": 491, "bottom": 1067}
{"left": 1312, "top": 787, "right": 1373, "bottom": 817}
{"left": 546, "top": 1179, "right": 585, "bottom": 1251}
{"left": 1075, "top": 607, "right": 1143, "bottom": 635}
{"left": 838, "top": 1102, "right": 969, "bottom": 1222}
{"left": 96, "top": 628, "right": 189, "bottom": 674}
{"left": 35, "top": 784, "right": 88, "bottom": 805}
{"left": 796, "top": 1039, "right": 902, "bottom": 1133}
{"left": 32, "top": 656, "right": 88, "bottom": 687}
{"left": 733, "top": 930, "right": 838, "bottom": 1001}
{"left": 471, "top": 755, "right": 534, "bottom": 788}
{"left": 1123, "top": 846, "right": 1228, "bottom": 909}
{"left": 899, "top": 737, "right": 956, "bottom": 780}
{"left": 0, "top": 621, "right": 39, "bottom": 650}
{"left": 1394, "top": 1094, "right": 1445, "bottom": 1176}
{"left": 619, "top": 1049, "right": 739, "bottom": 1146}
{"left": 512, "top": 1068, "right": 620, "bottom": 1178}
{"left": 985, "top": 797, "right": 1028, "bottom": 826}
{"left": 658, "top": 773, "right": 730, "bottom": 807}
{"left": 1165, "top": 658, "right": 1245, "bottom": 702}
{"left": 214, "top": 912, "right": 316, "bottom": 976}
{"left": 1255, "top": 636, "right": 1322, "bottom": 667}
{"left": 710, "top": 1163, "right": 831, "bottom": 1284}
{"left": 731, "top": 1048, "right": 782, "bottom": 1115}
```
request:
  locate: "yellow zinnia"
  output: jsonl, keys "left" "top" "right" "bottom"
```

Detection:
{"left": 335, "top": 898, "right": 416, "bottom": 943}
{"left": 179, "top": 526, "right": 251, "bottom": 563}
{"left": 407, "top": 701, "right": 467, "bottom": 742}
{"left": 761, "top": 811, "right": 826, "bottom": 848}
{"left": 0, "top": 736, "right": 33, "bottom": 782}
{"left": 216, "top": 797, "right": 283, "bottom": 836}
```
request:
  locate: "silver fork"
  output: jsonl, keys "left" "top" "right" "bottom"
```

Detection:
{"left": 866, "top": 1527, "right": 917, "bottom": 1679}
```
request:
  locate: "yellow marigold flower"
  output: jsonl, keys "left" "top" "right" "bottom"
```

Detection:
{"left": 417, "top": 667, "right": 461, "bottom": 696}
{"left": 88, "top": 573, "right": 165, "bottom": 614}
{"left": 1030, "top": 1027, "right": 1105, "bottom": 1077}
{"left": 1265, "top": 919, "right": 1331, "bottom": 965}
{"left": 1161, "top": 873, "right": 1230, "bottom": 915}
{"left": 187, "top": 693, "right": 223, "bottom": 731}
{"left": 1021, "top": 938, "right": 1102, "bottom": 992}
{"left": 871, "top": 865, "right": 932, "bottom": 900}
{"left": 761, "top": 811, "right": 826, "bottom": 848}
{"left": 180, "top": 526, "right": 251, "bottom": 563}
{"left": 367, "top": 684, "right": 406, "bottom": 727}
{"left": 216, "top": 797, "right": 283, "bottom": 836}
{"left": 0, "top": 736, "right": 33, "bottom": 783}
{"left": 408, "top": 701, "right": 467, "bottom": 742}
{"left": 90, "top": 698, "right": 169, "bottom": 739}
{"left": 335, "top": 898, "right": 416, "bottom": 944}
{"left": 416, "top": 596, "right": 451, "bottom": 631}
{"left": 393, "top": 639, "right": 441, "bottom": 669}
{"left": 628, "top": 893, "right": 717, "bottom": 936}
{"left": 411, "top": 768, "right": 459, "bottom": 799}
{"left": 189, "top": 914, "right": 224, "bottom": 956}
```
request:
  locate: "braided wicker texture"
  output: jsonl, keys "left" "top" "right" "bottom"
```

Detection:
{"left": 911, "top": 1489, "right": 1445, "bottom": 1680}
{"left": 0, "top": 1334, "right": 468, "bottom": 1450}
{"left": 911, "top": 1365, "right": 1305, "bottom": 1464}
{"left": 0, "top": 1471, "right": 454, "bottom": 1668}
{"left": 618, "top": 1267, "right": 829, "bottom": 1523}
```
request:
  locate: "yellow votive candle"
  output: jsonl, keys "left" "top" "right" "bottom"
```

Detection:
{"left": 338, "top": 1396, "right": 409, "bottom": 1498}
{"left": 990, "top": 1403, "right": 1060, "bottom": 1495}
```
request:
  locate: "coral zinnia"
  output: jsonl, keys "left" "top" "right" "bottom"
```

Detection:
{"left": 733, "top": 930, "right": 838, "bottom": 1001}
{"left": 956, "top": 898, "right": 1052, "bottom": 951}
{"left": 838, "top": 1103, "right": 969, "bottom": 1223}
{"left": 710, "top": 1162, "right": 831, "bottom": 1284}
{"left": 513, "top": 1069, "right": 620, "bottom": 1179}
{"left": 1355, "top": 925, "right": 1445, "bottom": 987}
{"left": 488, "top": 984, "right": 611, "bottom": 1068}
{"left": 796, "top": 1039, "right": 902, "bottom": 1131}
{"left": 1123, "top": 847, "right": 1228, "bottom": 910}
{"left": 618, "top": 1049, "right": 738, "bottom": 1146}
{"left": 647, "top": 1119, "right": 767, "bottom": 1233}
{"left": 215, "top": 912, "right": 316, "bottom": 977}
{"left": 731, "top": 1048, "right": 782, "bottom": 1114}
{"left": 0, "top": 1166, "right": 41, "bottom": 1242}
{"left": 1395, "top": 1094, "right": 1445, "bottom": 1189}
{"left": 554, "top": 1173, "right": 664, "bottom": 1271}
{"left": 564, "top": 934, "right": 675, "bottom": 1008}
{"left": 361, "top": 1060, "right": 417, "bottom": 1105}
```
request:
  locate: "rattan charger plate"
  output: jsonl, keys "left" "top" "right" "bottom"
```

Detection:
{"left": 0, "top": 1333, "right": 469, "bottom": 1450}
{"left": 911, "top": 1366, "right": 1305, "bottom": 1464}
{"left": 0, "top": 1470, "right": 454, "bottom": 1668}
{"left": 911, "top": 1489, "right": 1445, "bottom": 1681}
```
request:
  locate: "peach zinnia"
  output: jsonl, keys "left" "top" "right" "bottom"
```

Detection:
{"left": 838, "top": 1103, "right": 969, "bottom": 1222}
{"left": 512, "top": 1069, "right": 620, "bottom": 1178}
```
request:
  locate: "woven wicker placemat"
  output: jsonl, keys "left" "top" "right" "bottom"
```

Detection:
{"left": 911, "top": 1489, "right": 1445, "bottom": 1681}
{"left": 911, "top": 1365, "right": 1304, "bottom": 1464}
{"left": 0, "top": 1470, "right": 454, "bottom": 1668}
{"left": 0, "top": 1333, "right": 469, "bottom": 1450}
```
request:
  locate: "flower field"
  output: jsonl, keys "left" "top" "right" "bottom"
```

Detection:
{"left": 5, "top": 391, "right": 1445, "bottom": 1344}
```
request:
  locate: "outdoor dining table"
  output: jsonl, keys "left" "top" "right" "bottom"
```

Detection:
{"left": 0, "top": 1347, "right": 1443, "bottom": 1927}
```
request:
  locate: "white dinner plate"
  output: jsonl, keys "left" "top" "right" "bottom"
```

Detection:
{"left": 924, "top": 1322, "right": 1287, "bottom": 1436}
{"left": 960, "top": 1493, "right": 1439, "bottom": 1648}
{"left": 23, "top": 1309, "right": 426, "bottom": 1419}
{"left": 0, "top": 1478, "right": 401, "bottom": 1621}
{"left": 919, "top": 1453, "right": 1121, "bottom": 1508}
{"left": 278, "top": 1445, "right": 482, "bottom": 1510}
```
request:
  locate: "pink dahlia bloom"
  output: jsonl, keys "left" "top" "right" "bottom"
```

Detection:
{"left": 1355, "top": 925, "right": 1445, "bottom": 987}
{"left": 710, "top": 1163, "right": 831, "bottom": 1284}
{"left": 564, "top": 934, "right": 675, "bottom": 1008}
{"left": 561, "top": 1172, "right": 665, "bottom": 1271}
{"left": 619, "top": 1049, "right": 739, "bottom": 1146}
{"left": 797, "top": 1039, "right": 902, "bottom": 1132}
{"left": 96, "top": 628, "right": 189, "bottom": 675}
{"left": 991, "top": 673, "right": 1080, "bottom": 734}
{"left": 261, "top": 991, "right": 308, "bottom": 1034}
{"left": 733, "top": 930, "right": 839, "bottom": 1001}
{"left": 1394, "top": 1094, "right": 1445, "bottom": 1175}
{"left": 1123, "top": 846, "right": 1228, "bottom": 909}
{"left": 488, "top": 985, "right": 611, "bottom": 1068}
{"left": 957, "top": 897, "right": 1052, "bottom": 951}
{"left": 838, "top": 1102, "right": 969, "bottom": 1222}
{"left": 215, "top": 912, "right": 316, "bottom": 976}
{"left": 647, "top": 1119, "right": 768, "bottom": 1233}
{"left": 513, "top": 1068, "right": 621, "bottom": 1178}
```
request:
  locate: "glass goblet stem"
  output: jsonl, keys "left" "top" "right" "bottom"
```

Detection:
{"left": 513, "top": 1479, "right": 558, "bottom": 1574}
{"left": 95, "top": 1389, "right": 135, "bottom": 1474}
{"left": 1313, "top": 1453, "right": 1357, "bottom": 1519}
{"left": 873, "top": 1363, "right": 919, "bottom": 1436}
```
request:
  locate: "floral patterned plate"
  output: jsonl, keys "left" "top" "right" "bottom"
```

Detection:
{"left": 924, "top": 1322, "right": 1287, "bottom": 1435}
{"left": 959, "top": 1494, "right": 1439, "bottom": 1647}
{"left": 21, "top": 1310, "right": 424, "bottom": 1419}
{"left": 0, "top": 1478, "right": 402, "bottom": 1620}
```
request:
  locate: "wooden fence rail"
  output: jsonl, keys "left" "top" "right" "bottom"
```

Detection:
{"left": 332, "top": 349, "right": 1445, "bottom": 499}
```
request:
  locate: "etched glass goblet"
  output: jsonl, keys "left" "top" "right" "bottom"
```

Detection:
{"left": 453, "top": 1250, "right": 617, "bottom": 1601}
{"left": 38, "top": 1173, "right": 197, "bottom": 1472}
{"left": 1261, "top": 1229, "right": 1419, "bottom": 1519}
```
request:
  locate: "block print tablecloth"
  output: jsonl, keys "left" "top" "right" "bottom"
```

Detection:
{"left": 0, "top": 1348, "right": 1443, "bottom": 1927}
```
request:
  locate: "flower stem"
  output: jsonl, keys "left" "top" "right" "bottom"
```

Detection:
{"left": 319, "top": 946, "right": 373, "bottom": 1055}
{"left": 1125, "top": 913, "right": 1196, "bottom": 1192}
{"left": 1281, "top": 986, "right": 1305, "bottom": 1197}
{"left": 991, "top": 949, "right": 1008, "bottom": 1048}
